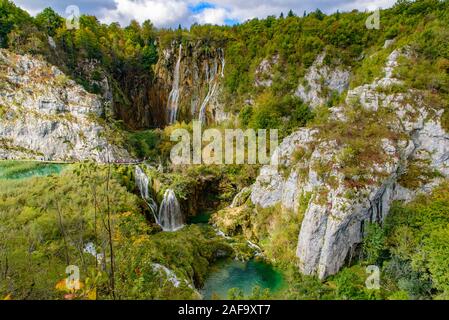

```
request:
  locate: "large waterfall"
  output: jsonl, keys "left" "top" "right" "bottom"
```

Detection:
{"left": 135, "top": 166, "right": 158, "bottom": 223}
{"left": 198, "top": 51, "right": 225, "bottom": 123}
{"left": 158, "top": 189, "right": 184, "bottom": 232}
{"left": 198, "top": 82, "right": 219, "bottom": 123}
{"left": 167, "top": 44, "right": 182, "bottom": 124}
{"left": 220, "top": 49, "right": 225, "bottom": 78}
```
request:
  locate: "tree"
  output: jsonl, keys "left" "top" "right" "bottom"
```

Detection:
{"left": 142, "top": 43, "right": 158, "bottom": 69}
{"left": 35, "top": 7, "right": 63, "bottom": 36}
{"left": 125, "top": 20, "right": 142, "bottom": 46}
{"left": 74, "top": 27, "right": 101, "bottom": 60}
{"left": 142, "top": 20, "right": 156, "bottom": 45}
{"left": 362, "top": 223, "right": 386, "bottom": 265}
{"left": 0, "top": 0, "right": 32, "bottom": 47}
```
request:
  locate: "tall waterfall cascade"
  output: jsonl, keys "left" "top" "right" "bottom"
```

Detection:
{"left": 198, "top": 49, "right": 225, "bottom": 123}
{"left": 219, "top": 48, "right": 225, "bottom": 78}
{"left": 158, "top": 189, "right": 184, "bottom": 232}
{"left": 135, "top": 166, "right": 158, "bottom": 223}
{"left": 167, "top": 44, "right": 183, "bottom": 124}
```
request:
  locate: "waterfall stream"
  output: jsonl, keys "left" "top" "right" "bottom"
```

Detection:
{"left": 198, "top": 81, "right": 219, "bottom": 123}
{"left": 135, "top": 166, "right": 184, "bottom": 232}
{"left": 198, "top": 50, "right": 225, "bottom": 123}
{"left": 135, "top": 166, "right": 158, "bottom": 223}
{"left": 158, "top": 189, "right": 184, "bottom": 232}
{"left": 219, "top": 48, "right": 225, "bottom": 78}
{"left": 167, "top": 44, "right": 182, "bottom": 124}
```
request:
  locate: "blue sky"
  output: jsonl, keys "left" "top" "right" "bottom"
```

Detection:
{"left": 12, "top": 0, "right": 396, "bottom": 28}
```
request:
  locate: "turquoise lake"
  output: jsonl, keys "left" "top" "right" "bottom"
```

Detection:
{"left": 201, "top": 259, "right": 284, "bottom": 299}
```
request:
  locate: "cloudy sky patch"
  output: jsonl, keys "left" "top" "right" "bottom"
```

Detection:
{"left": 12, "top": 0, "right": 396, "bottom": 28}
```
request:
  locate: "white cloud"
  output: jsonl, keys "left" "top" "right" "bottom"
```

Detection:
{"left": 203, "top": 0, "right": 397, "bottom": 23}
{"left": 12, "top": 0, "right": 398, "bottom": 27}
{"left": 192, "top": 7, "right": 229, "bottom": 25}
{"left": 99, "top": 0, "right": 190, "bottom": 27}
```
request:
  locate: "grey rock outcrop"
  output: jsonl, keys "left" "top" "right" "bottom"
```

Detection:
{"left": 250, "top": 48, "right": 449, "bottom": 278}
{"left": 0, "top": 49, "right": 129, "bottom": 162}
{"left": 295, "top": 53, "right": 350, "bottom": 109}
{"left": 255, "top": 55, "right": 279, "bottom": 87}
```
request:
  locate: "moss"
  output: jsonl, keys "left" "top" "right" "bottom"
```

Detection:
{"left": 350, "top": 48, "right": 390, "bottom": 88}
{"left": 54, "top": 74, "right": 69, "bottom": 87}
{"left": 212, "top": 206, "right": 253, "bottom": 237}
{"left": 398, "top": 159, "right": 442, "bottom": 190}
{"left": 315, "top": 187, "right": 330, "bottom": 206}
{"left": 292, "top": 147, "right": 306, "bottom": 164}
{"left": 259, "top": 206, "right": 304, "bottom": 267}
{"left": 0, "top": 104, "right": 6, "bottom": 118}
{"left": 442, "top": 107, "right": 449, "bottom": 133}
{"left": 312, "top": 159, "right": 333, "bottom": 181}
{"left": 298, "top": 192, "right": 312, "bottom": 216}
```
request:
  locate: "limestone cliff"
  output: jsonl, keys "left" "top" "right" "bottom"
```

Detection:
{"left": 295, "top": 53, "right": 351, "bottom": 109}
{"left": 248, "top": 47, "right": 449, "bottom": 278}
{"left": 0, "top": 49, "right": 129, "bottom": 162}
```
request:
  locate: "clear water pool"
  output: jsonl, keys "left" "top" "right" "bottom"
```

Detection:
{"left": 201, "top": 258, "right": 284, "bottom": 299}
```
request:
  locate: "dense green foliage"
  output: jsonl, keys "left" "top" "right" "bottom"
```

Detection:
{"left": 1, "top": 0, "right": 449, "bottom": 300}
{"left": 279, "top": 182, "right": 449, "bottom": 300}
{"left": 0, "top": 163, "right": 238, "bottom": 300}
{"left": 2, "top": 0, "right": 448, "bottom": 133}
{"left": 383, "top": 183, "right": 449, "bottom": 299}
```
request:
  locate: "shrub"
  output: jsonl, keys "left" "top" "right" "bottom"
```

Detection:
{"left": 362, "top": 223, "right": 386, "bottom": 265}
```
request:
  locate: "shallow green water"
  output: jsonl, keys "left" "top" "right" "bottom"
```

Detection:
{"left": 188, "top": 212, "right": 212, "bottom": 224}
{"left": 201, "top": 259, "right": 284, "bottom": 299}
{"left": 0, "top": 161, "right": 64, "bottom": 180}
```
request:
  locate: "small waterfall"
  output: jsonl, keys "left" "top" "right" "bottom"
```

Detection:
{"left": 230, "top": 187, "right": 252, "bottom": 208}
{"left": 135, "top": 166, "right": 158, "bottom": 223}
{"left": 158, "top": 189, "right": 184, "bottom": 232}
{"left": 167, "top": 44, "right": 182, "bottom": 124}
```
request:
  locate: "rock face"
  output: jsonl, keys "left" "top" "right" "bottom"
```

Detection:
{"left": 0, "top": 49, "right": 129, "bottom": 162}
{"left": 250, "top": 129, "right": 318, "bottom": 211}
{"left": 295, "top": 53, "right": 350, "bottom": 109}
{"left": 250, "top": 48, "right": 449, "bottom": 278}
{"left": 152, "top": 41, "right": 228, "bottom": 125}
{"left": 254, "top": 55, "right": 279, "bottom": 88}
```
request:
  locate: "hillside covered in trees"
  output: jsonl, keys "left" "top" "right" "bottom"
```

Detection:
{"left": 1, "top": 0, "right": 449, "bottom": 300}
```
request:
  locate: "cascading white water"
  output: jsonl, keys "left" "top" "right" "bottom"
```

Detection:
{"left": 135, "top": 166, "right": 158, "bottom": 223}
{"left": 199, "top": 81, "right": 219, "bottom": 123}
{"left": 167, "top": 44, "right": 183, "bottom": 124}
{"left": 158, "top": 189, "right": 184, "bottom": 232}
{"left": 219, "top": 48, "right": 225, "bottom": 78}
{"left": 198, "top": 50, "right": 225, "bottom": 123}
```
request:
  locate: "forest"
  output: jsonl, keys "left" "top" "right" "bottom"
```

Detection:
{"left": 1, "top": 0, "right": 449, "bottom": 300}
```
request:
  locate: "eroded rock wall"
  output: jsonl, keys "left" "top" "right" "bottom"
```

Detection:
{"left": 249, "top": 48, "right": 449, "bottom": 278}
{"left": 0, "top": 49, "right": 129, "bottom": 162}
